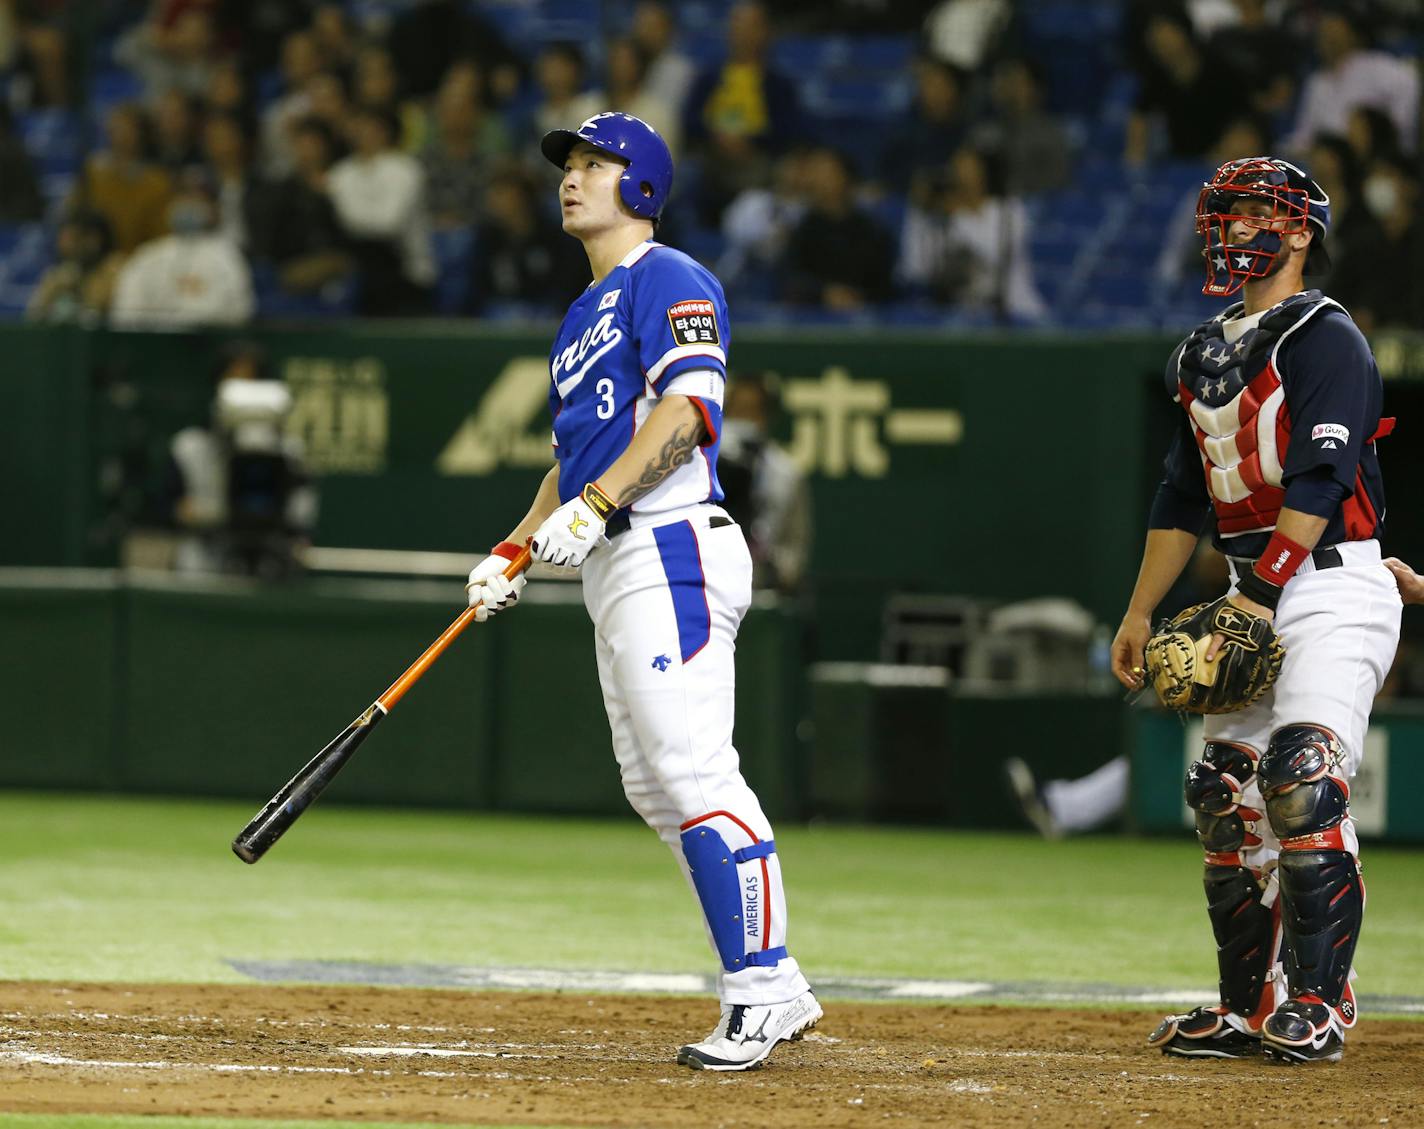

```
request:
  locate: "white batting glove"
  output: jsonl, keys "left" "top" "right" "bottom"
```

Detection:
{"left": 465, "top": 542, "right": 527, "bottom": 621}
{"left": 529, "top": 482, "right": 617, "bottom": 570}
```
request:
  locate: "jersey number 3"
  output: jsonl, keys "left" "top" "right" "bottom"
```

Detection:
{"left": 596, "top": 377, "right": 615, "bottom": 420}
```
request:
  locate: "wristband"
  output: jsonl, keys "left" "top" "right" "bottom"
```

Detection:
{"left": 582, "top": 480, "right": 617, "bottom": 523}
{"left": 1235, "top": 569, "right": 1282, "bottom": 612}
{"left": 1254, "top": 531, "right": 1311, "bottom": 585}
{"left": 490, "top": 540, "right": 524, "bottom": 560}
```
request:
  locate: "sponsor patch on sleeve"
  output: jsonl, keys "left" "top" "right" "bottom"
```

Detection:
{"left": 1312, "top": 423, "right": 1350, "bottom": 446}
{"left": 666, "top": 299, "right": 720, "bottom": 347}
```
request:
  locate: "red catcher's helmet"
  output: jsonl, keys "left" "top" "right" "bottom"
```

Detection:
{"left": 1195, "top": 156, "right": 1332, "bottom": 297}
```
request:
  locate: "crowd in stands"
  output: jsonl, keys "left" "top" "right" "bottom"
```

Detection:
{"left": 0, "top": 0, "right": 1420, "bottom": 331}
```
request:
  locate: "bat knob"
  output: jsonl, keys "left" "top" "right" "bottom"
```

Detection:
{"left": 231, "top": 840, "right": 259, "bottom": 864}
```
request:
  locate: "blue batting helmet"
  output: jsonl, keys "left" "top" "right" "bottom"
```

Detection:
{"left": 540, "top": 112, "right": 674, "bottom": 220}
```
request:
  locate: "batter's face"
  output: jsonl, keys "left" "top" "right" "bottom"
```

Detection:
{"left": 559, "top": 141, "right": 632, "bottom": 239}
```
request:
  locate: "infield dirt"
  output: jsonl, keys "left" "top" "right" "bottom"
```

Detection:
{"left": 1, "top": 982, "right": 1420, "bottom": 1128}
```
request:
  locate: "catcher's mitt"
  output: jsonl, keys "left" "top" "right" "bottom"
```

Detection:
{"left": 1143, "top": 595, "right": 1285, "bottom": 714}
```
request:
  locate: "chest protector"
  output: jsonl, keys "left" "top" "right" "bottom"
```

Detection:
{"left": 1174, "top": 290, "right": 1334, "bottom": 539}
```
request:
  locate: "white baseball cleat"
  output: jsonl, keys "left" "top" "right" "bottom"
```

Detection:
{"left": 677, "top": 990, "right": 823, "bottom": 1071}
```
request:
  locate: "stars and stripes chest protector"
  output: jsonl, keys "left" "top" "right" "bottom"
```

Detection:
{"left": 1175, "top": 291, "right": 1332, "bottom": 538}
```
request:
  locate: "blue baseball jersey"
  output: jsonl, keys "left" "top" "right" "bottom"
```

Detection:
{"left": 548, "top": 240, "right": 727, "bottom": 515}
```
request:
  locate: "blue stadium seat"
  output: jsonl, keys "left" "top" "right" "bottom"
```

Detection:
{"left": 1087, "top": 266, "right": 1154, "bottom": 307}
{"left": 865, "top": 193, "right": 906, "bottom": 240}
{"left": 880, "top": 303, "right": 985, "bottom": 329}
{"left": 479, "top": 298, "right": 552, "bottom": 322}
{"left": 89, "top": 68, "right": 144, "bottom": 110}
{"left": 1020, "top": 3, "right": 1123, "bottom": 118}
{"left": 252, "top": 263, "right": 357, "bottom": 320}
{"left": 40, "top": 172, "right": 76, "bottom": 209}
{"left": 1033, "top": 254, "right": 1080, "bottom": 304}
{"left": 0, "top": 223, "right": 51, "bottom": 316}
{"left": 254, "top": 69, "right": 284, "bottom": 109}
{"left": 1153, "top": 280, "right": 1220, "bottom": 329}
{"left": 674, "top": 226, "right": 726, "bottom": 270}
{"left": 15, "top": 108, "right": 81, "bottom": 165}
{"left": 782, "top": 33, "right": 915, "bottom": 129}
{"left": 0, "top": 223, "right": 28, "bottom": 259}
{"left": 431, "top": 226, "right": 475, "bottom": 315}
{"left": 1074, "top": 303, "right": 1152, "bottom": 330}
{"left": 1038, "top": 190, "right": 1102, "bottom": 230}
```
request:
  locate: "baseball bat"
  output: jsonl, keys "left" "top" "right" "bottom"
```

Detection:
{"left": 231, "top": 545, "right": 531, "bottom": 864}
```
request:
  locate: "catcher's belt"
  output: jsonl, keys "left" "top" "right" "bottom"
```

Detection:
{"left": 1228, "top": 545, "right": 1344, "bottom": 577}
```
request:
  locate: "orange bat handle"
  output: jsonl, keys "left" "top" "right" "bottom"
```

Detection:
{"left": 375, "top": 543, "right": 532, "bottom": 713}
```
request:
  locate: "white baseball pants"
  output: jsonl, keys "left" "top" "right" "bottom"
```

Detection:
{"left": 581, "top": 506, "right": 811, "bottom": 1006}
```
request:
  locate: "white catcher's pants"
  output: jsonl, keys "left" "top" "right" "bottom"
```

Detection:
{"left": 1207, "top": 539, "right": 1402, "bottom": 872}
{"left": 582, "top": 505, "right": 811, "bottom": 1006}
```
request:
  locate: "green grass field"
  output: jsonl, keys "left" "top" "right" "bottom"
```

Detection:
{"left": 0, "top": 791, "right": 1420, "bottom": 997}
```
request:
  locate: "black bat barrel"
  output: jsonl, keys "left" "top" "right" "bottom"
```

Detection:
{"left": 231, "top": 703, "right": 385, "bottom": 863}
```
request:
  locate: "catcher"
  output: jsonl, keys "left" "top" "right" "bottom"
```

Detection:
{"left": 1112, "top": 157, "right": 1402, "bottom": 1064}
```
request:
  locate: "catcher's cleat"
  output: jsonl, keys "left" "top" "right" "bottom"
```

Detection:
{"left": 1147, "top": 1006, "right": 1263, "bottom": 1058}
{"left": 677, "top": 990, "right": 822, "bottom": 1072}
{"left": 1261, "top": 996, "right": 1346, "bottom": 1064}
{"left": 1003, "top": 758, "right": 1061, "bottom": 839}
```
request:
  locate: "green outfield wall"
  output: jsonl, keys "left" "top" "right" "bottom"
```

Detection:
{"left": 0, "top": 573, "right": 803, "bottom": 818}
{"left": 6, "top": 323, "right": 1424, "bottom": 659}
{"left": 2, "top": 571, "right": 1421, "bottom": 840}
{"left": 0, "top": 569, "right": 1152, "bottom": 827}
{"left": 5, "top": 322, "right": 1168, "bottom": 631}
{"left": 4, "top": 324, "right": 1424, "bottom": 835}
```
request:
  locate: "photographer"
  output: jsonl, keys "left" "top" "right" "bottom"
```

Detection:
{"left": 716, "top": 371, "right": 811, "bottom": 594}
{"left": 168, "top": 344, "right": 316, "bottom": 579}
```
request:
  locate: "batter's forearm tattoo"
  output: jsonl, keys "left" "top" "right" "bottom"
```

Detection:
{"left": 614, "top": 422, "right": 703, "bottom": 508}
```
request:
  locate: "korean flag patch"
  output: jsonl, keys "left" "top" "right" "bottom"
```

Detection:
{"left": 667, "top": 299, "right": 720, "bottom": 347}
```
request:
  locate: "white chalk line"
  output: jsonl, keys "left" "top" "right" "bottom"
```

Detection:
{"left": 0, "top": 1012, "right": 474, "bottom": 1033}
{"left": 336, "top": 1045, "right": 565, "bottom": 1060}
{"left": 0, "top": 1047, "right": 469, "bottom": 1080}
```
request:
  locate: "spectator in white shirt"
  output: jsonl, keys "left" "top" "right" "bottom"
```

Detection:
{"left": 115, "top": 6, "right": 221, "bottom": 102}
{"left": 1286, "top": 10, "right": 1419, "bottom": 154}
{"left": 719, "top": 146, "right": 812, "bottom": 289}
{"left": 898, "top": 146, "right": 1046, "bottom": 322}
{"left": 326, "top": 107, "right": 434, "bottom": 315}
{"left": 110, "top": 175, "right": 255, "bottom": 330}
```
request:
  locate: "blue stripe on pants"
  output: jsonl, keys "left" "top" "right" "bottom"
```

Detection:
{"left": 652, "top": 520, "right": 711, "bottom": 663}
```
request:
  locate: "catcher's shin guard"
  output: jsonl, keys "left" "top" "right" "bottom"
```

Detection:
{"left": 1185, "top": 742, "right": 1278, "bottom": 1027}
{"left": 1259, "top": 724, "right": 1362, "bottom": 1010}
{"left": 1203, "top": 865, "right": 1279, "bottom": 1025}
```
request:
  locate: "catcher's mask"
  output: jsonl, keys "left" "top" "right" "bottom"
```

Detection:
{"left": 1196, "top": 156, "right": 1331, "bottom": 297}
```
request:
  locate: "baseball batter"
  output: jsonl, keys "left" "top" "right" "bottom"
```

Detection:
{"left": 463, "top": 112, "right": 820, "bottom": 1071}
{"left": 1112, "top": 157, "right": 1401, "bottom": 1063}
